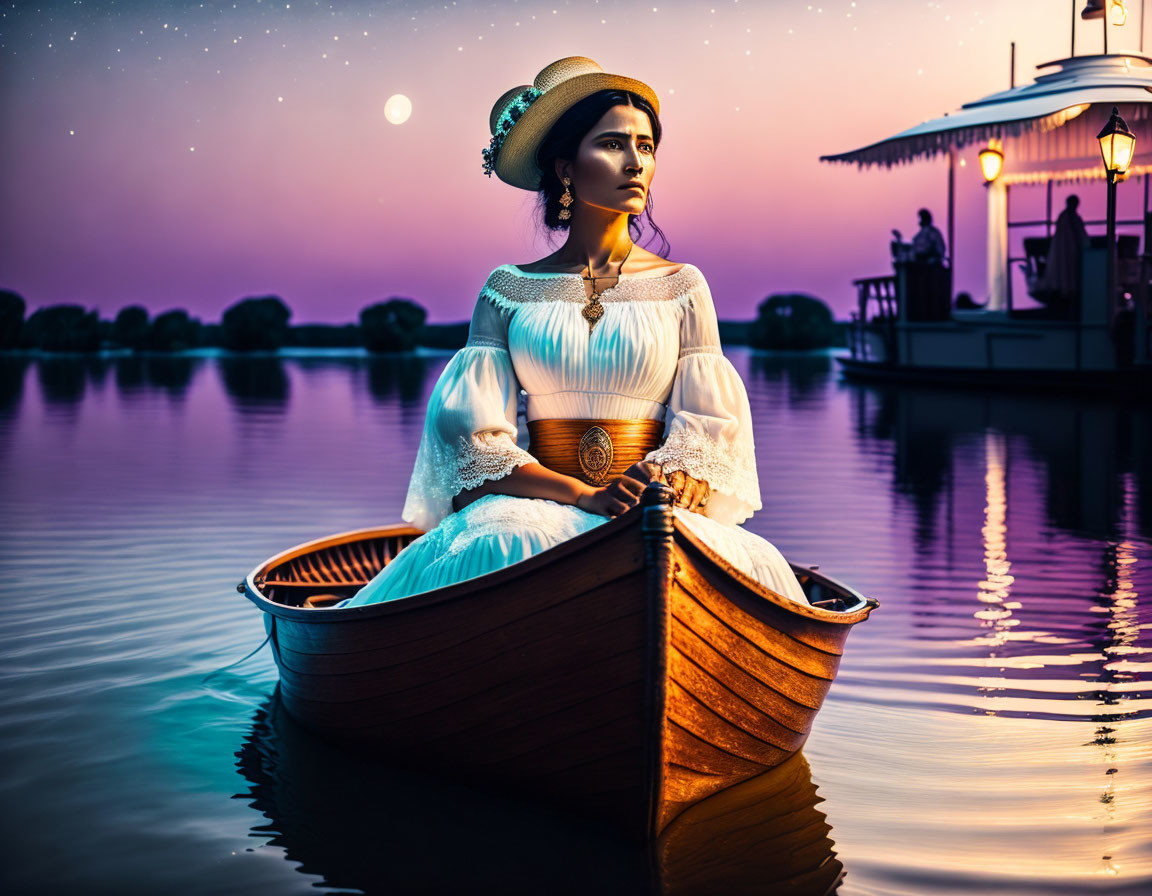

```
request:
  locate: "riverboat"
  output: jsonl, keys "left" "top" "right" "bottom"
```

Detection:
{"left": 822, "top": 45, "right": 1152, "bottom": 390}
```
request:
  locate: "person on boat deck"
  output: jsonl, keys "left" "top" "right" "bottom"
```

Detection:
{"left": 910, "top": 208, "right": 947, "bottom": 266}
{"left": 338, "top": 56, "right": 808, "bottom": 608}
{"left": 1035, "top": 194, "right": 1088, "bottom": 312}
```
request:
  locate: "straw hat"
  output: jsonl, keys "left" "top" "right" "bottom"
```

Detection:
{"left": 482, "top": 56, "right": 661, "bottom": 192}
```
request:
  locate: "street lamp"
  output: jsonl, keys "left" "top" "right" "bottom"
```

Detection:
{"left": 1098, "top": 106, "right": 1136, "bottom": 178}
{"left": 979, "top": 144, "right": 1004, "bottom": 183}
{"left": 1110, "top": 1, "right": 1128, "bottom": 26}
{"left": 1098, "top": 106, "right": 1137, "bottom": 321}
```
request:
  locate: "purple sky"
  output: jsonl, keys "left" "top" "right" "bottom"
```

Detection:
{"left": 1, "top": 1, "right": 1147, "bottom": 322}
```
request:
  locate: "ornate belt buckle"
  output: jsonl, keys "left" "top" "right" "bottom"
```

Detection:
{"left": 578, "top": 425, "right": 614, "bottom": 484}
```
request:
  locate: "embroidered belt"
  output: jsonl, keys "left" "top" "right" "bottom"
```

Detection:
{"left": 527, "top": 418, "right": 665, "bottom": 485}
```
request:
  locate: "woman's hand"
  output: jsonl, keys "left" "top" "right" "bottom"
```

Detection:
{"left": 575, "top": 474, "right": 647, "bottom": 518}
{"left": 577, "top": 460, "right": 666, "bottom": 517}
{"left": 667, "top": 469, "right": 711, "bottom": 512}
{"left": 621, "top": 460, "right": 667, "bottom": 487}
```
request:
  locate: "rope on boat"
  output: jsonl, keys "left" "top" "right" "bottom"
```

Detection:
{"left": 199, "top": 628, "right": 272, "bottom": 686}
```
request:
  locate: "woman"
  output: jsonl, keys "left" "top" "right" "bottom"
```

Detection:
{"left": 342, "top": 56, "right": 806, "bottom": 608}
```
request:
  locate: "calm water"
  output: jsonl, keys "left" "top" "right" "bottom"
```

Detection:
{"left": 0, "top": 349, "right": 1149, "bottom": 895}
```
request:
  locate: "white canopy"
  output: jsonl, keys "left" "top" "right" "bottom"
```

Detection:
{"left": 821, "top": 53, "right": 1152, "bottom": 178}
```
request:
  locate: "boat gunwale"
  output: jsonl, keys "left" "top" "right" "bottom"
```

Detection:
{"left": 242, "top": 510, "right": 642, "bottom": 623}
{"left": 670, "top": 520, "right": 876, "bottom": 625}
{"left": 241, "top": 507, "right": 877, "bottom": 626}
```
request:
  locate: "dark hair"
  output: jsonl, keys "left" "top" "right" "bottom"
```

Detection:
{"left": 918, "top": 208, "right": 932, "bottom": 224}
{"left": 1066, "top": 194, "right": 1080, "bottom": 209}
{"left": 534, "top": 89, "right": 671, "bottom": 257}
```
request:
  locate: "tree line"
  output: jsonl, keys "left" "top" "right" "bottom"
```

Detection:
{"left": 0, "top": 292, "right": 466, "bottom": 353}
{"left": 0, "top": 289, "right": 840, "bottom": 353}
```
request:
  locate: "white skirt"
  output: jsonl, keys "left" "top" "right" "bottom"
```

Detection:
{"left": 341, "top": 494, "right": 808, "bottom": 607}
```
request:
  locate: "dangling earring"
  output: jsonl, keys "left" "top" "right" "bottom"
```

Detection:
{"left": 558, "top": 176, "right": 573, "bottom": 221}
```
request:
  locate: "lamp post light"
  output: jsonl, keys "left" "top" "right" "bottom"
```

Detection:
{"left": 979, "top": 145, "right": 1004, "bottom": 183}
{"left": 1098, "top": 106, "right": 1137, "bottom": 323}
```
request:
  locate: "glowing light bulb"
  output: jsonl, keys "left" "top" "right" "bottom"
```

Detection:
{"left": 979, "top": 143, "right": 1004, "bottom": 183}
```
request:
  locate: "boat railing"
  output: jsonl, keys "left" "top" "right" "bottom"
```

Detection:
{"left": 849, "top": 275, "right": 897, "bottom": 361}
{"left": 1007, "top": 211, "right": 1146, "bottom": 315}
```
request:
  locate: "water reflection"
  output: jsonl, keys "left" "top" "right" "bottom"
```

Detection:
{"left": 854, "top": 385, "right": 1151, "bottom": 541}
{"left": 113, "top": 355, "right": 147, "bottom": 394}
{"left": 0, "top": 356, "right": 29, "bottom": 416}
{"left": 218, "top": 356, "right": 290, "bottom": 412}
{"left": 747, "top": 350, "right": 834, "bottom": 403}
{"left": 234, "top": 691, "right": 646, "bottom": 895}
{"left": 145, "top": 355, "right": 199, "bottom": 399}
{"left": 85, "top": 356, "right": 109, "bottom": 390}
{"left": 365, "top": 353, "right": 431, "bottom": 405}
{"left": 235, "top": 692, "right": 843, "bottom": 895}
{"left": 856, "top": 385, "right": 1152, "bottom": 724}
{"left": 108, "top": 355, "right": 203, "bottom": 399}
{"left": 37, "top": 356, "right": 89, "bottom": 406}
{"left": 0, "top": 353, "right": 438, "bottom": 421}
{"left": 656, "top": 751, "right": 843, "bottom": 895}
{"left": 972, "top": 431, "right": 1017, "bottom": 712}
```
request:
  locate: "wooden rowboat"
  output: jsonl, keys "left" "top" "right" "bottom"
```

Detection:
{"left": 239, "top": 482, "right": 877, "bottom": 840}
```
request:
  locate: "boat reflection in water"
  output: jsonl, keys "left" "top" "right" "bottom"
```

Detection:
{"left": 656, "top": 749, "right": 843, "bottom": 896}
{"left": 234, "top": 691, "right": 844, "bottom": 896}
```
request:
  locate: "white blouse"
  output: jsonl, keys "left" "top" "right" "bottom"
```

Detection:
{"left": 401, "top": 263, "right": 762, "bottom": 532}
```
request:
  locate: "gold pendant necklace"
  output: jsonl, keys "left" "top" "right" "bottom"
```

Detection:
{"left": 581, "top": 243, "right": 633, "bottom": 334}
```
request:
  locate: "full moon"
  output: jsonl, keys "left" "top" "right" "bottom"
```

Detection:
{"left": 384, "top": 94, "right": 412, "bottom": 125}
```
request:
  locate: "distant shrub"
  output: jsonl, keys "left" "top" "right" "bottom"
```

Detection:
{"left": 717, "top": 320, "right": 751, "bottom": 345}
{"left": 21, "top": 304, "right": 101, "bottom": 352}
{"left": 199, "top": 323, "right": 221, "bottom": 347}
{"left": 749, "top": 294, "right": 836, "bottom": 350}
{"left": 148, "top": 310, "right": 201, "bottom": 352}
{"left": 287, "top": 324, "right": 364, "bottom": 348}
{"left": 0, "top": 290, "right": 25, "bottom": 349}
{"left": 220, "top": 296, "right": 292, "bottom": 351}
{"left": 416, "top": 322, "right": 469, "bottom": 350}
{"left": 360, "top": 298, "right": 427, "bottom": 353}
{"left": 112, "top": 306, "right": 150, "bottom": 349}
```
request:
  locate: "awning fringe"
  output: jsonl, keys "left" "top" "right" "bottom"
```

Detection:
{"left": 820, "top": 106, "right": 1095, "bottom": 168}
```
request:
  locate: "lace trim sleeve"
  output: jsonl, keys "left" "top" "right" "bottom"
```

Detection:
{"left": 645, "top": 425, "right": 759, "bottom": 505}
{"left": 644, "top": 422, "right": 762, "bottom": 527}
{"left": 403, "top": 425, "right": 536, "bottom": 531}
{"left": 644, "top": 272, "right": 762, "bottom": 526}
{"left": 454, "top": 431, "right": 536, "bottom": 493}
{"left": 399, "top": 277, "right": 536, "bottom": 531}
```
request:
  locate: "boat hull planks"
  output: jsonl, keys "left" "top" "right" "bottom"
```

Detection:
{"left": 242, "top": 484, "right": 876, "bottom": 839}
